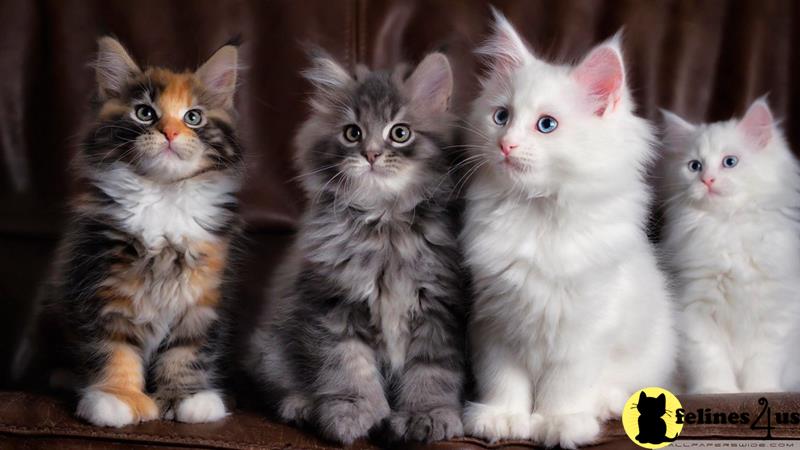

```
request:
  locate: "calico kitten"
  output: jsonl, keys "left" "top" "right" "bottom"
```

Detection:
{"left": 460, "top": 11, "right": 676, "bottom": 448}
{"left": 246, "top": 50, "right": 465, "bottom": 444}
{"left": 659, "top": 99, "right": 800, "bottom": 393}
{"left": 17, "top": 37, "right": 243, "bottom": 427}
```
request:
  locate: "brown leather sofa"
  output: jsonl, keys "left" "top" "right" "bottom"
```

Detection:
{"left": 2, "top": 0, "right": 799, "bottom": 448}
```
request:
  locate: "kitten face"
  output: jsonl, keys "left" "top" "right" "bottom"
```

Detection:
{"left": 468, "top": 12, "right": 642, "bottom": 198}
{"left": 661, "top": 100, "right": 789, "bottom": 208}
{"left": 295, "top": 51, "right": 453, "bottom": 207}
{"left": 86, "top": 38, "right": 240, "bottom": 182}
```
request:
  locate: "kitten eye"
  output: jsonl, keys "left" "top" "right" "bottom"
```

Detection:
{"left": 493, "top": 107, "right": 510, "bottom": 126}
{"left": 536, "top": 115, "right": 558, "bottom": 134}
{"left": 687, "top": 160, "right": 703, "bottom": 172}
{"left": 343, "top": 125, "right": 362, "bottom": 143}
{"left": 134, "top": 105, "right": 157, "bottom": 124}
{"left": 183, "top": 109, "right": 204, "bottom": 128}
{"left": 389, "top": 124, "right": 412, "bottom": 144}
{"left": 722, "top": 155, "right": 739, "bottom": 168}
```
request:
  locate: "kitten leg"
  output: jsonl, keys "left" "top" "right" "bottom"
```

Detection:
{"left": 150, "top": 299, "right": 227, "bottom": 423}
{"left": 530, "top": 358, "right": 602, "bottom": 449}
{"left": 77, "top": 343, "right": 158, "bottom": 427}
{"left": 463, "top": 345, "right": 532, "bottom": 441}
{"left": 76, "top": 294, "right": 158, "bottom": 427}
{"left": 740, "top": 340, "right": 786, "bottom": 392}
{"left": 385, "top": 296, "right": 464, "bottom": 443}
{"left": 311, "top": 338, "right": 390, "bottom": 445}
{"left": 681, "top": 305, "right": 739, "bottom": 393}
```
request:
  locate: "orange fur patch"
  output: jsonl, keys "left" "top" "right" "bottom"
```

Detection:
{"left": 152, "top": 70, "right": 195, "bottom": 138}
{"left": 189, "top": 240, "right": 229, "bottom": 307}
{"left": 98, "top": 100, "right": 130, "bottom": 121}
{"left": 95, "top": 344, "right": 158, "bottom": 421}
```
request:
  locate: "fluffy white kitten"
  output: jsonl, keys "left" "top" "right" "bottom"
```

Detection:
{"left": 659, "top": 99, "right": 800, "bottom": 394}
{"left": 460, "top": 11, "right": 676, "bottom": 448}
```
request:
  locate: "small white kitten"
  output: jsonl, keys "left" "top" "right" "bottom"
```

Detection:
{"left": 659, "top": 99, "right": 800, "bottom": 394}
{"left": 460, "top": 10, "right": 676, "bottom": 449}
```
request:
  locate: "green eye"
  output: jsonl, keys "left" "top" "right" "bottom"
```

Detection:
{"left": 389, "top": 124, "right": 412, "bottom": 144}
{"left": 134, "top": 104, "right": 156, "bottom": 123}
{"left": 343, "top": 125, "right": 362, "bottom": 143}
{"left": 183, "top": 109, "right": 204, "bottom": 127}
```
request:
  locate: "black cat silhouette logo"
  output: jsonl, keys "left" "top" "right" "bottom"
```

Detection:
{"left": 622, "top": 387, "right": 684, "bottom": 449}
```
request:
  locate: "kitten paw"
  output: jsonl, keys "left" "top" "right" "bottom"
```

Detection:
{"left": 386, "top": 407, "right": 463, "bottom": 442}
{"left": 76, "top": 390, "right": 135, "bottom": 427}
{"left": 463, "top": 402, "right": 530, "bottom": 441}
{"left": 279, "top": 393, "right": 312, "bottom": 423}
{"left": 314, "top": 396, "right": 390, "bottom": 445}
{"left": 530, "top": 412, "right": 600, "bottom": 449}
{"left": 174, "top": 391, "right": 228, "bottom": 423}
{"left": 598, "top": 388, "right": 628, "bottom": 420}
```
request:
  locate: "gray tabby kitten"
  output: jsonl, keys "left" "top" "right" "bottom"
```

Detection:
{"left": 246, "top": 50, "right": 465, "bottom": 444}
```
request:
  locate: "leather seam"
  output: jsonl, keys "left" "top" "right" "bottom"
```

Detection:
{"left": 0, "top": 424, "right": 319, "bottom": 449}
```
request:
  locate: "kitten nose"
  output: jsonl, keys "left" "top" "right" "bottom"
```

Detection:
{"left": 162, "top": 126, "right": 180, "bottom": 142}
{"left": 702, "top": 176, "right": 715, "bottom": 187}
{"left": 362, "top": 150, "right": 383, "bottom": 164}
{"left": 500, "top": 140, "right": 518, "bottom": 156}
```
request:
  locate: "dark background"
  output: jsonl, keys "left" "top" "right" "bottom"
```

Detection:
{"left": 1, "top": 0, "right": 797, "bottom": 386}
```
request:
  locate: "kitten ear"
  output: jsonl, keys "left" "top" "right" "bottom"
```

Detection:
{"left": 572, "top": 33, "right": 625, "bottom": 117}
{"left": 406, "top": 52, "right": 453, "bottom": 116}
{"left": 476, "top": 7, "right": 532, "bottom": 75}
{"left": 303, "top": 48, "right": 352, "bottom": 94}
{"left": 661, "top": 109, "right": 696, "bottom": 152}
{"left": 638, "top": 391, "right": 646, "bottom": 402}
{"left": 196, "top": 42, "right": 240, "bottom": 109}
{"left": 302, "top": 48, "right": 353, "bottom": 112}
{"left": 738, "top": 97, "right": 774, "bottom": 149}
{"left": 95, "top": 36, "right": 141, "bottom": 99}
{"left": 657, "top": 393, "right": 666, "bottom": 408}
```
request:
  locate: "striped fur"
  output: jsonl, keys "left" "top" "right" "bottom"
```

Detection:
{"left": 246, "top": 51, "right": 466, "bottom": 445}
{"left": 20, "top": 37, "right": 242, "bottom": 427}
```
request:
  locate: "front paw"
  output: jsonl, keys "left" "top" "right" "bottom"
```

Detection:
{"left": 77, "top": 389, "right": 158, "bottom": 427}
{"left": 463, "top": 402, "right": 530, "bottom": 441}
{"left": 173, "top": 390, "right": 228, "bottom": 423}
{"left": 530, "top": 412, "right": 600, "bottom": 449}
{"left": 278, "top": 393, "right": 313, "bottom": 424}
{"left": 314, "top": 396, "right": 390, "bottom": 445}
{"left": 386, "top": 407, "right": 463, "bottom": 442}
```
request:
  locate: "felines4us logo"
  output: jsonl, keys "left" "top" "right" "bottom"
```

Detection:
{"left": 622, "top": 387, "right": 793, "bottom": 448}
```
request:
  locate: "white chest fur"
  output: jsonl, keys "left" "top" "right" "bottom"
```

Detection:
{"left": 95, "top": 165, "right": 237, "bottom": 250}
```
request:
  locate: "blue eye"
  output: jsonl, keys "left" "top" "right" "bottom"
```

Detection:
{"left": 536, "top": 115, "right": 558, "bottom": 133}
{"left": 687, "top": 160, "right": 703, "bottom": 172}
{"left": 493, "top": 107, "right": 510, "bottom": 126}
{"left": 722, "top": 155, "right": 738, "bottom": 168}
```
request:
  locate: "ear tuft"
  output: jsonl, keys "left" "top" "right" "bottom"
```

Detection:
{"left": 738, "top": 96, "right": 774, "bottom": 149}
{"left": 196, "top": 44, "right": 239, "bottom": 109}
{"left": 476, "top": 7, "right": 532, "bottom": 76}
{"left": 95, "top": 36, "right": 141, "bottom": 99}
{"left": 572, "top": 35, "right": 625, "bottom": 116}
{"left": 406, "top": 52, "right": 453, "bottom": 116}
{"left": 302, "top": 47, "right": 352, "bottom": 93}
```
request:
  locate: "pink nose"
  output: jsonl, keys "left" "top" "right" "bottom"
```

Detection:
{"left": 500, "top": 141, "right": 518, "bottom": 156}
{"left": 702, "top": 177, "right": 715, "bottom": 187}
